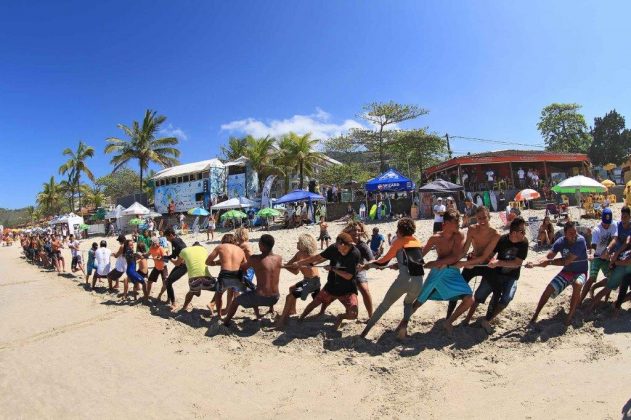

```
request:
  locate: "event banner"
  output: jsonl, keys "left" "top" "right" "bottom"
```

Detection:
{"left": 260, "top": 175, "right": 276, "bottom": 208}
{"left": 227, "top": 173, "right": 246, "bottom": 198}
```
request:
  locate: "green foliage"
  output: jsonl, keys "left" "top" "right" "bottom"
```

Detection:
{"left": 242, "top": 135, "right": 277, "bottom": 189}
{"left": 0, "top": 207, "right": 32, "bottom": 227}
{"left": 537, "top": 103, "right": 592, "bottom": 153}
{"left": 59, "top": 141, "right": 95, "bottom": 211}
{"left": 95, "top": 167, "right": 141, "bottom": 202}
{"left": 385, "top": 129, "right": 447, "bottom": 181}
{"left": 318, "top": 163, "right": 373, "bottom": 187}
{"left": 83, "top": 185, "right": 107, "bottom": 209}
{"left": 277, "top": 132, "right": 325, "bottom": 189}
{"left": 587, "top": 110, "right": 631, "bottom": 166}
{"left": 220, "top": 136, "right": 248, "bottom": 160}
{"left": 358, "top": 101, "right": 429, "bottom": 171}
{"left": 105, "top": 109, "right": 181, "bottom": 189}
{"left": 36, "top": 176, "right": 64, "bottom": 216}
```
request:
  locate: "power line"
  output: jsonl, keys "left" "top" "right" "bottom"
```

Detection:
{"left": 450, "top": 135, "right": 546, "bottom": 149}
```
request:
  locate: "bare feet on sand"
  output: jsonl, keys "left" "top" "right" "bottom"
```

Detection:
{"left": 443, "top": 320, "right": 454, "bottom": 337}
{"left": 480, "top": 319, "right": 494, "bottom": 334}
{"left": 333, "top": 316, "right": 344, "bottom": 330}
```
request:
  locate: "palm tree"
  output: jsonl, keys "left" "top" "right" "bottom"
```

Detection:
{"left": 282, "top": 132, "right": 325, "bottom": 189}
{"left": 104, "top": 109, "right": 180, "bottom": 190}
{"left": 59, "top": 141, "right": 95, "bottom": 211}
{"left": 244, "top": 135, "right": 277, "bottom": 190}
{"left": 220, "top": 136, "right": 248, "bottom": 160}
{"left": 83, "top": 185, "right": 106, "bottom": 209}
{"left": 274, "top": 136, "right": 295, "bottom": 193}
{"left": 37, "top": 176, "right": 63, "bottom": 216}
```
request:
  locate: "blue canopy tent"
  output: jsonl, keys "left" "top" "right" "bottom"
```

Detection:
{"left": 273, "top": 190, "right": 325, "bottom": 224}
{"left": 365, "top": 169, "right": 415, "bottom": 193}
{"left": 364, "top": 169, "right": 416, "bottom": 220}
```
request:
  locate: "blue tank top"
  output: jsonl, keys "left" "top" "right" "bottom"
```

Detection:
{"left": 616, "top": 221, "right": 631, "bottom": 251}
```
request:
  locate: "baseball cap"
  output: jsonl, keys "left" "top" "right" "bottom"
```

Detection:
{"left": 437, "top": 197, "right": 443, "bottom": 201}
{"left": 602, "top": 208, "right": 613, "bottom": 224}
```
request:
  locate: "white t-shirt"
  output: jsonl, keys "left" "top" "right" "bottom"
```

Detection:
{"left": 113, "top": 245, "right": 126, "bottom": 272}
{"left": 433, "top": 204, "right": 446, "bottom": 223}
{"left": 70, "top": 240, "right": 80, "bottom": 257}
{"left": 592, "top": 223, "right": 618, "bottom": 257}
{"left": 486, "top": 171, "right": 494, "bottom": 181}
{"left": 95, "top": 247, "right": 112, "bottom": 276}
{"left": 517, "top": 169, "right": 525, "bottom": 179}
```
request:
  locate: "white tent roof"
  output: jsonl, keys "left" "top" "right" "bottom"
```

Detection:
{"left": 152, "top": 159, "right": 224, "bottom": 180}
{"left": 211, "top": 196, "right": 258, "bottom": 210}
{"left": 105, "top": 204, "right": 125, "bottom": 219}
{"left": 121, "top": 202, "right": 151, "bottom": 216}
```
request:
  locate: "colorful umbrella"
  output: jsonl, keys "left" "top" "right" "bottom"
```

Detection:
{"left": 79, "top": 224, "right": 89, "bottom": 230}
{"left": 514, "top": 189, "right": 541, "bottom": 201}
{"left": 128, "top": 218, "right": 143, "bottom": 225}
{"left": 551, "top": 175, "right": 607, "bottom": 194}
{"left": 188, "top": 207, "right": 210, "bottom": 216}
{"left": 220, "top": 210, "right": 247, "bottom": 220}
{"left": 601, "top": 179, "right": 615, "bottom": 188}
{"left": 257, "top": 208, "right": 280, "bottom": 218}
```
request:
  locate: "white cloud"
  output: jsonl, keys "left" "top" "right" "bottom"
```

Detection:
{"left": 220, "top": 108, "right": 365, "bottom": 143}
{"left": 159, "top": 124, "right": 188, "bottom": 141}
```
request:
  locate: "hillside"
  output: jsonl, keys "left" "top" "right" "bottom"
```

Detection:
{"left": 0, "top": 207, "right": 31, "bottom": 228}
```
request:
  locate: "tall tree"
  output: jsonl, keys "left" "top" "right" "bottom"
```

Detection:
{"left": 83, "top": 185, "right": 107, "bottom": 209}
{"left": 358, "top": 101, "right": 429, "bottom": 171}
{"left": 273, "top": 135, "right": 295, "bottom": 193}
{"left": 95, "top": 168, "right": 141, "bottom": 202}
{"left": 36, "top": 176, "right": 63, "bottom": 216}
{"left": 105, "top": 109, "right": 180, "bottom": 190}
{"left": 537, "top": 103, "right": 592, "bottom": 153}
{"left": 59, "top": 141, "right": 95, "bottom": 211}
{"left": 587, "top": 110, "right": 631, "bottom": 166}
{"left": 243, "top": 135, "right": 277, "bottom": 190}
{"left": 220, "top": 136, "right": 248, "bottom": 160}
{"left": 386, "top": 129, "right": 447, "bottom": 181}
{"left": 280, "top": 132, "right": 325, "bottom": 189}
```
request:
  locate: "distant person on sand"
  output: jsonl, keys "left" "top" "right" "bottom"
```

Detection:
{"left": 292, "top": 232, "right": 361, "bottom": 330}
{"left": 223, "top": 234, "right": 282, "bottom": 326}
{"left": 463, "top": 217, "right": 529, "bottom": 333}
{"left": 92, "top": 240, "right": 111, "bottom": 289}
{"left": 276, "top": 234, "right": 321, "bottom": 329}
{"left": 408, "top": 209, "right": 472, "bottom": 337}
{"left": 370, "top": 227, "right": 385, "bottom": 259}
{"left": 527, "top": 221, "right": 588, "bottom": 326}
{"left": 317, "top": 216, "right": 331, "bottom": 250}
{"left": 85, "top": 242, "right": 98, "bottom": 285}
{"left": 206, "top": 234, "right": 247, "bottom": 318}
{"left": 69, "top": 234, "right": 85, "bottom": 276}
{"left": 433, "top": 197, "right": 446, "bottom": 233}
{"left": 360, "top": 218, "right": 424, "bottom": 340}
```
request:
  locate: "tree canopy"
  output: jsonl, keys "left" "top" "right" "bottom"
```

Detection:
{"left": 587, "top": 110, "right": 631, "bottom": 166}
{"left": 537, "top": 103, "right": 592, "bottom": 153}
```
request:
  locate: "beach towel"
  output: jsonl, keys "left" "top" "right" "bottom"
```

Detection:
{"left": 417, "top": 267, "right": 472, "bottom": 304}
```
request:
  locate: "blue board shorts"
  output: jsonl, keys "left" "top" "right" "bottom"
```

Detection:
{"left": 417, "top": 267, "right": 472, "bottom": 304}
{"left": 549, "top": 271, "right": 586, "bottom": 298}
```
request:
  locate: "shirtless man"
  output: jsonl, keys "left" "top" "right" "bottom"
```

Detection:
{"left": 408, "top": 209, "right": 471, "bottom": 336}
{"left": 206, "top": 234, "right": 247, "bottom": 318}
{"left": 449, "top": 206, "right": 499, "bottom": 319}
{"left": 224, "top": 234, "right": 282, "bottom": 326}
{"left": 276, "top": 234, "right": 321, "bottom": 329}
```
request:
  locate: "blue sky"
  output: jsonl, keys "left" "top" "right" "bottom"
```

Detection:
{"left": 1, "top": 0, "right": 630, "bottom": 208}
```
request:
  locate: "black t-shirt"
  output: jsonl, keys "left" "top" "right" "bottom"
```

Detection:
{"left": 170, "top": 237, "right": 187, "bottom": 259}
{"left": 493, "top": 234, "right": 528, "bottom": 279}
{"left": 320, "top": 244, "right": 360, "bottom": 296}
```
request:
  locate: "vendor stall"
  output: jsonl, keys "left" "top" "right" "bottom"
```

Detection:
{"left": 364, "top": 169, "right": 416, "bottom": 220}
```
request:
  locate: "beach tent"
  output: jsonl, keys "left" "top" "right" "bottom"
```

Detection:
{"left": 211, "top": 196, "right": 258, "bottom": 210}
{"left": 551, "top": 175, "right": 606, "bottom": 194}
{"left": 105, "top": 204, "right": 125, "bottom": 220}
{"left": 273, "top": 190, "right": 325, "bottom": 205}
{"left": 365, "top": 169, "right": 415, "bottom": 193}
{"left": 121, "top": 202, "right": 151, "bottom": 216}
{"left": 418, "top": 179, "right": 465, "bottom": 193}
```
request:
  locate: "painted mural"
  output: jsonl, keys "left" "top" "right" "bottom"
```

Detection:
{"left": 227, "top": 173, "right": 246, "bottom": 198}
{"left": 155, "top": 181, "right": 205, "bottom": 214}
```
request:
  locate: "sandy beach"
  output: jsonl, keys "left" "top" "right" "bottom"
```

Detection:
{"left": 1, "top": 207, "right": 630, "bottom": 419}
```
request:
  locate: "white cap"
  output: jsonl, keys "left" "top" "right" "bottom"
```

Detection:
{"left": 437, "top": 197, "right": 443, "bottom": 201}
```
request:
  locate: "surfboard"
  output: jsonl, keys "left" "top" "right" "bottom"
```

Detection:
{"left": 475, "top": 194, "right": 483, "bottom": 208}
{"left": 369, "top": 204, "right": 377, "bottom": 220}
{"left": 489, "top": 190, "right": 498, "bottom": 212}
{"left": 483, "top": 191, "right": 491, "bottom": 208}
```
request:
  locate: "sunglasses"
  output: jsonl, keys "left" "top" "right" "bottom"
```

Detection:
{"left": 336, "top": 239, "right": 350, "bottom": 246}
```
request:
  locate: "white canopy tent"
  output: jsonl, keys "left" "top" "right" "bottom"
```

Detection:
{"left": 48, "top": 213, "right": 84, "bottom": 236}
{"left": 211, "top": 197, "right": 258, "bottom": 210}
{"left": 105, "top": 204, "right": 125, "bottom": 220}
{"left": 121, "top": 202, "right": 151, "bottom": 216}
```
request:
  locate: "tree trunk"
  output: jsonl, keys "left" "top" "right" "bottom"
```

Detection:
{"left": 299, "top": 161, "right": 304, "bottom": 189}
{"left": 139, "top": 165, "right": 144, "bottom": 192}
{"left": 378, "top": 125, "right": 385, "bottom": 172}
{"left": 77, "top": 176, "right": 82, "bottom": 214}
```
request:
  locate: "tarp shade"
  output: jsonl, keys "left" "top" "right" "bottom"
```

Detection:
{"left": 273, "top": 190, "right": 325, "bottom": 205}
{"left": 418, "top": 179, "right": 465, "bottom": 193}
{"left": 365, "top": 169, "right": 415, "bottom": 193}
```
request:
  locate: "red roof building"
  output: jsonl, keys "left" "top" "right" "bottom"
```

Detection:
{"left": 424, "top": 150, "right": 590, "bottom": 190}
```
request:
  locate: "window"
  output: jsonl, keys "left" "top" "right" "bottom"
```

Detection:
{"left": 165, "top": 179, "right": 170, "bottom": 185}
{"left": 202, "top": 172, "right": 209, "bottom": 179}
{"left": 170, "top": 177, "right": 176, "bottom": 184}
{"left": 196, "top": 173, "right": 202, "bottom": 180}
{"left": 177, "top": 176, "right": 183, "bottom": 183}
{"left": 195, "top": 192, "right": 204, "bottom": 202}
{"left": 183, "top": 175, "right": 189, "bottom": 182}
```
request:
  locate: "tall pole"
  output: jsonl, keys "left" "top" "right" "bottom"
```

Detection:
{"left": 445, "top": 133, "right": 453, "bottom": 159}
